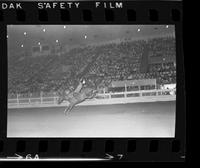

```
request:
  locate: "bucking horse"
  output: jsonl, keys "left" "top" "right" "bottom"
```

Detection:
{"left": 57, "top": 86, "right": 97, "bottom": 115}
{"left": 57, "top": 77, "right": 112, "bottom": 115}
{"left": 56, "top": 53, "right": 113, "bottom": 115}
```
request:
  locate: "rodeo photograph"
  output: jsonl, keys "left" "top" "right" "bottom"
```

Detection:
{"left": 7, "top": 25, "right": 176, "bottom": 138}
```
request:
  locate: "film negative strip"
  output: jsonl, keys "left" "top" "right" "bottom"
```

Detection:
{"left": 0, "top": 0, "right": 185, "bottom": 163}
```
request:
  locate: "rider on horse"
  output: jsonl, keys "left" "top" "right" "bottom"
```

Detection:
{"left": 57, "top": 76, "right": 111, "bottom": 115}
{"left": 74, "top": 78, "right": 86, "bottom": 93}
{"left": 63, "top": 78, "right": 86, "bottom": 96}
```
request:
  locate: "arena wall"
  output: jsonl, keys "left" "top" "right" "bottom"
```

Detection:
{"left": 8, "top": 89, "right": 176, "bottom": 109}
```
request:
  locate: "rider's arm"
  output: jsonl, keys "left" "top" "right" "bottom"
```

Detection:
{"left": 74, "top": 81, "right": 83, "bottom": 93}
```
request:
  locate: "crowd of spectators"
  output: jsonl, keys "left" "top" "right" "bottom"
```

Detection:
{"left": 148, "top": 36, "right": 176, "bottom": 59}
{"left": 8, "top": 36, "right": 176, "bottom": 97}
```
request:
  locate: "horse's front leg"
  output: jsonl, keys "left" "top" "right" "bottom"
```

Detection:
{"left": 64, "top": 106, "right": 69, "bottom": 115}
{"left": 68, "top": 104, "right": 74, "bottom": 113}
{"left": 64, "top": 104, "right": 74, "bottom": 115}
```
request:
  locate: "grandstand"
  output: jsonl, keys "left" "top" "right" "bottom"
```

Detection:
{"left": 8, "top": 35, "right": 176, "bottom": 98}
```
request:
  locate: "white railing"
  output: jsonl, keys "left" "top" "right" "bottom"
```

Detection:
{"left": 8, "top": 89, "right": 176, "bottom": 108}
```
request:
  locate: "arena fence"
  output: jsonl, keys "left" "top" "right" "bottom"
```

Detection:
{"left": 7, "top": 89, "right": 176, "bottom": 109}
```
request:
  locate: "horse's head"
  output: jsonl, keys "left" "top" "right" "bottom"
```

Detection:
{"left": 92, "top": 89, "right": 98, "bottom": 95}
{"left": 81, "top": 87, "right": 98, "bottom": 99}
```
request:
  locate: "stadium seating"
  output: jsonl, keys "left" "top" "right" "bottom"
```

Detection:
{"left": 8, "top": 36, "right": 176, "bottom": 97}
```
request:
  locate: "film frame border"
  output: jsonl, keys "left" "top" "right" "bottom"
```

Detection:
{"left": 0, "top": 1, "right": 185, "bottom": 162}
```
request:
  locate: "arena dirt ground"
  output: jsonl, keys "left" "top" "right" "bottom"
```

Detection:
{"left": 7, "top": 101, "right": 175, "bottom": 137}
